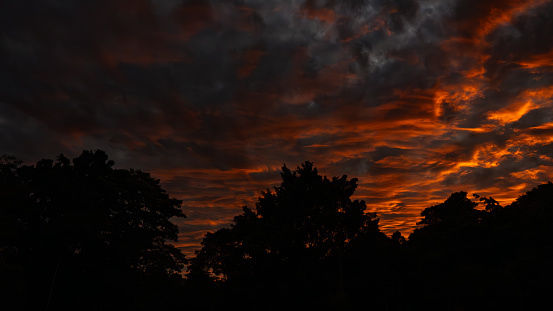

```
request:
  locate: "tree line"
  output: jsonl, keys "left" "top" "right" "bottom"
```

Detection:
{"left": 2, "top": 150, "right": 553, "bottom": 310}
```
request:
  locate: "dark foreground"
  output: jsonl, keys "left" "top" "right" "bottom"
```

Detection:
{"left": 2, "top": 152, "right": 553, "bottom": 310}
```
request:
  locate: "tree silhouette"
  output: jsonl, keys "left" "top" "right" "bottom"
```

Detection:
{"left": 405, "top": 185, "right": 553, "bottom": 310}
{"left": 187, "top": 161, "right": 383, "bottom": 309}
{"left": 417, "top": 191, "right": 482, "bottom": 227}
{"left": 0, "top": 150, "right": 186, "bottom": 310}
{"left": 406, "top": 191, "right": 494, "bottom": 309}
{"left": 492, "top": 182, "right": 553, "bottom": 307}
{"left": 8, "top": 151, "right": 553, "bottom": 309}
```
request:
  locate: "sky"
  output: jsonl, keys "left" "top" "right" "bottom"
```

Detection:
{"left": 2, "top": 0, "right": 553, "bottom": 258}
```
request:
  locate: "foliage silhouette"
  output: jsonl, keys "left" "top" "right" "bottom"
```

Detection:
{"left": 187, "top": 161, "right": 402, "bottom": 310}
{"left": 4, "top": 151, "right": 553, "bottom": 310}
{"left": 191, "top": 179, "right": 553, "bottom": 310}
{"left": 407, "top": 184, "right": 553, "bottom": 310}
{"left": 187, "top": 169, "right": 553, "bottom": 310}
{"left": 406, "top": 191, "right": 492, "bottom": 309}
{"left": 0, "top": 150, "right": 186, "bottom": 310}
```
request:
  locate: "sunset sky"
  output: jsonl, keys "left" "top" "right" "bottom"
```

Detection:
{"left": 2, "top": 0, "right": 553, "bottom": 257}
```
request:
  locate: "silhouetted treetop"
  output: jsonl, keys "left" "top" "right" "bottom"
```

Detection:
{"left": 500, "top": 181, "right": 553, "bottom": 237}
{"left": 188, "top": 161, "right": 379, "bottom": 283}
{"left": 406, "top": 183, "right": 553, "bottom": 310}
{"left": 257, "top": 162, "right": 376, "bottom": 254}
{"left": 417, "top": 191, "right": 481, "bottom": 227}
{"left": 475, "top": 194, "right": 502, "bottom": 213}
{"left": 391, "top": 230, "right": 406, "bottom": 245}
{"left": 0, "top": 150, "right": 187, "bottom": 309}
{"left": 507, "top": 181, "right": 553, "bottom": 211}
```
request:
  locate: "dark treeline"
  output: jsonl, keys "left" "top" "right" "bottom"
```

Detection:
{"left": 0, "top": 151, "right": 187, "bottom": 310}
{"left": 185, "top": 162, "right": 553, "bottom": 310}
{"left": 2, "top": 152, "right": 553, "bottom": 310}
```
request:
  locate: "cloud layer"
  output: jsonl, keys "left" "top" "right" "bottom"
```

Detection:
{"left": 2, "top": 0, "right": 553, "bottom": 256}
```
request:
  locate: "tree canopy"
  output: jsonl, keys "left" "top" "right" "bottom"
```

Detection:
{"left": 0, "top": 150, "right": 186, "bottom": 310}
{"left": 406, "top": 184, "right": 553, "bottom": 310}
{"left": 186, "top": 177, "right": 553, "bottom": 310}
{"left": 186, "top": 161, "right": 390, "bottom": 309}
{"left": 4, "top": 151, "right": 553, "bottom": 310}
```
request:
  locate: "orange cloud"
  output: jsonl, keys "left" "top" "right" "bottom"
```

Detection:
{"left": 300, "top": 7, "right": 336, "bottom": 24}
{"left": 517, "top": 50, "right": 553, "bottom": 71}
{"left": 488, "top": 101, "right": 534, "bottom": 124}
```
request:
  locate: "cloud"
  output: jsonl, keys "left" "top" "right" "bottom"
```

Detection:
{"left": 2, "top": 0, "right": 553, "bottom": 255}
